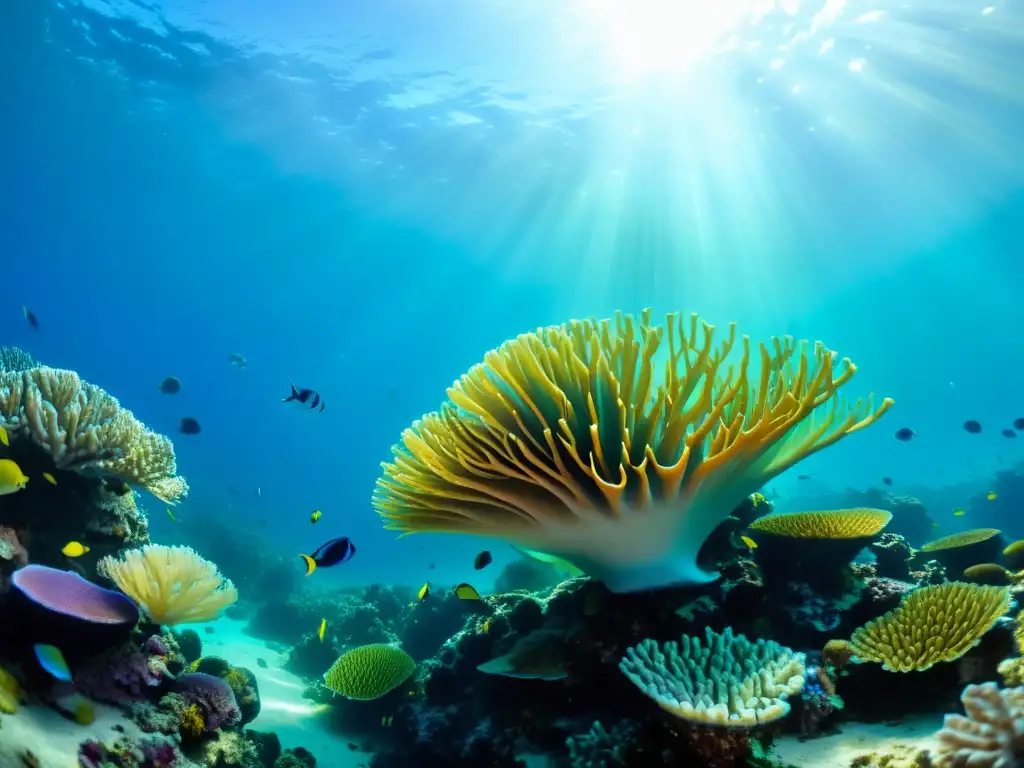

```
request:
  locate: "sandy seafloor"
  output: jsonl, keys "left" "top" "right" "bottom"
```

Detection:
{"left": 0, "top": 615, "right": 942, "bottom": 768}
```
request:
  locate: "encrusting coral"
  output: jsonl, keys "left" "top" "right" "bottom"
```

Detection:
{"left": 98, "top": 544, "right": 238, "bottom": 625}
{"left": 619, "top": 626, "right": 806, "bottom": 726}
{"left": 847, "top": 582, "right": 1010, "bottom": 672}
{"left": 0, "top": 367, "right": 188, "bottom": 502}
{"left": 373, "top": 309, "right": 893, "bottom": 593}
{"left": 934, "top": 682, "right": 1024, "bottom": 767}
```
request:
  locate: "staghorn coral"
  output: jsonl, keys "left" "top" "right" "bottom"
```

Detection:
{"left": 373, "top": 310, "right": 892, "bottom": 593}
{"left": 98, "top": 544, "right": 238, "bottom": 625}
{"left": 749, "top": 508, "right": 892, "bottom": 538}
{"left": 0, "top": 346, "right": 35, "bottom": 373}
{"left": 619, "top": 626, "right": 805, "bottom": 726}
{"left": 847, "top": 582, "right": 1010, "bottom": 672}
{"left": 935, "top": 682, "right": 1024, "bottom": 767}
{"left": 0, "top": 367, "right": 188, "bottom": 502}
{"left": 323, "top": 643, "right": 416, "bottom": 700}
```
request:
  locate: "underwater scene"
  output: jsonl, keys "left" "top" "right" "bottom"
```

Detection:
{"left": 2, "top": 0, "right": 1024, "bottom": 766}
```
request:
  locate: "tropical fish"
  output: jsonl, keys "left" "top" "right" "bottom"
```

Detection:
{"left": 0, "top": 425, "right": 8, "bottom": 447}
{"left": 963, "top": 420, "right": 982, "bottom": 434}
{"left": 750, "top": 492, "right": 766, "bottom": 508}
{"left": 283, "top": 381, "right": 325, "bottom": 412}
{"left": 474, "top": 550, "right": 492, "bottom": 570}
{"left": 454, "top": 583, "right": 482, "bottom": 600}
{"left": 179, "top": 417, "right": 201, "bottom": 435}
{"left": 882, "top": 477, "right": 893, "bottom": 486}
{"left": 228, "top": 353, "right": 247, "bottom": 369}
{"left": 157, "top": 376, "right": 182, "bottom": 394}
{"left": 33, "top": 644, "right": 71, "bottom": 681}
{"left": 300, "top": 537, "right": 356, "bottom": 576}
{"left": 62, "top": 541, "right": 90, "bottom": 557}
{"left": 1002, "top": 429, "right": 1017, "bottom": 439}
{"left": 310, "top": 510, "right": 322, "bottom": 524}
{"left": 318, "top": 618, "right": 327, "bottom": 642}
{"left": 42, "top": 472, "right": 57, "bottom": 485}
{"left": 418, "top": 582, "right": 430, "bottom": 601}
{"left": 166, "top": 508, "right": 178, "bottom": 523}
{"left": 0, "top": 459, "right": 29, "bottom": 495}
{"left": 513, "top": 547, "right": 584, "bottom": 578}
{"left": 1014, "top": 417, "right": 1024, "bottom": 431}
{"left": 987, "top": 492, "right": 998, "bottom": 501}
{"left": 894, "top": 427, "right": 915, "bottom": 441}
{"left": 953, "top": 509, "right": 965, "bottom": 517}
{"left": 22, "top": 305, "right": 39, "bottom": 330}
{"left": 740, "top": 535, "right": 758, "bottom": 550}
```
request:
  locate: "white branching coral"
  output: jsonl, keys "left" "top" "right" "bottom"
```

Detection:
{"left": 935, "top": 682, "right": 1024, "bottom": 767}
{"left": 98, "top": 544, "right": 238, "bottom": 626}
{"left": 0, "top": 367, "right": 188, "bottom": 502}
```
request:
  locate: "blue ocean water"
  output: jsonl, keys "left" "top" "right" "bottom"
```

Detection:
{"left": 2, "top": 0, "right": 1023, "bottom": 593}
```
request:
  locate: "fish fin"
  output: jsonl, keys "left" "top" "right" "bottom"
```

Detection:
{"left": 283, "top": 380, "right": 299, "bottom": 402}
{"left": 300, "top": 554, "right": 317, "bottom": 577}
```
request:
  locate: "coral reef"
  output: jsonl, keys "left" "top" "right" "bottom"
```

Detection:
{"left": 74, "top": 634, "right": 176, "bottom": 706}
{"left": 323, "top": 644, "right": 416, "bottom": 700}
{"left": 0, "top": 346, "right": 35, "bottom": 373}
{"left": 920, "top": 529, "right": 1004, "bottom": 580}
{"left": 373, "top": 309, "right": 892, "bottom": 593}
{"left": 98, "top": 544, "right": 238, "bottom": 625}
{"left": 935, "top": 682, "right": 1024, "bottom": 767}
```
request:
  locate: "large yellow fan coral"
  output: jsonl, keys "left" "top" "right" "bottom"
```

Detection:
{"left": 98, "top": 544, "right": 238, "bottom": 625}
{"left": 374, "top": 310, "right": 893, "bottom": 593}
{"left": 0, "top": 367, "right": 188, "bottom": 502}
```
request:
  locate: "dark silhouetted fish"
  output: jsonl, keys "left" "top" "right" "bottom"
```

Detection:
{"left": 882, "top": 477, "right": 893, "bottom": 485}
{"left": 963, "top": 420, "right": 982, "bottom": 434}
{"left": 284, "top": 381, "right": 325, "bottom": 412}
{"left": 1002, "top": 429, "right": 1017, "bottom": 439}
{"left": 179, "top": 417, "right": 201, "bottom": 435}
{"left": 228, "top": 353, "right": 247, "bottom": 369}
{"left": 1014, "top": 417, "right": 1024, "bottom": 431}
{"left": 22, "top": 306, "right": 39, "bottom": 330}
{"left": 300, "top": 536, "right": 355, "bottom": 576}
{"left": 894, "top": 428, "right": 915, "bottom": 441}
{"left": 474, "top": 550, "right": 493, "bottom": 570}
{"left": 158, "top": 376, "right": 181, "bottom": 394}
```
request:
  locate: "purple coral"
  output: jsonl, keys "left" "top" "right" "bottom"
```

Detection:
{"left": 74, "top": 639, "right": 170, "bottom": 706}
{"left": 78, "top": 735, "right": 183, "bottom": 767}
{"left": 176, "top": 672, "right": 241, "bottom": 730}
{"left": 12, "top": 564, "right": 139, "bottom": 625}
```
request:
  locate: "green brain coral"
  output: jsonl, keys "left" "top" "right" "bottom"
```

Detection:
{"left": 323, "top": 644, "right": 415, "bottom": 700}
{"left": 749, "top": 508, "right": 892, "bottom": 539}
{"left": 848, "top": 582, "right": 1010, "bottom": 672}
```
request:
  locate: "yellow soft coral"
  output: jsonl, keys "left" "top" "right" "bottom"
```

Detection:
{"left": 98, "top": 544, "right": 238, "bottom": 625}
{"left": 847, "top": 582, "right": 1010, "bottom": 672}
{"left": 0, "top": 367, "right": 188, "bottom": 502}
{"left": 179, "top": 703, "right": 205, "bottom": 739}
{"left": 373, "top": 310, "right": 893, "bottom": 592}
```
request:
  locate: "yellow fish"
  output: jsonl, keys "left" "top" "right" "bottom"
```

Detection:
{"left": 318, "top": 618, "right": 326, "bottom": 642}
{"left": 740, "top": 535, "right": 758, "bottom": 550}
{"left": 953, "top": 509, "right": 965, "bottom": 517}
{"left": 987, "top": 492, "right": 998, "bottom": 501}
{"left": 453, "top": 583, "right": 481, "bottom": 600}
{"left": 751, "top": 492, "right": 766, "bottom": 508}
{"left": 61, "top": 541, "right": 90, "bottom": 558}
{"left": 479, "top": 617, "right": 492, "bottom": 634}
{"left": 417, "top": 582, "right": 430, "bottom": 601}
{"left": 0, "top": 425, "right": 8, "bottom": 447}
{"left": 42, "top": 472, "right": 57, "bottom": 485}
{"left": 166, "top": 508, "right": 178, "bottom": 523}
{"left": 0, "top": 459, "right": 29, "bottom": 495}
{"left": 310, "top": 509, "right": 322, "bottom": 524}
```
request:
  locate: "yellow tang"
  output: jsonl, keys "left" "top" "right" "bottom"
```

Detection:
{"left": 417, "top": 582, "right": 430, "bottom": 601}
{"left": 0, "top": 459, "right": 29, "bottom": 495}
{"left": 453, "top": 583, "right": 481, "bottom": 600}
{"left": 0, "top": 425, "right": 8, "bottom": 447}
{"left": 318, "top": 618, "right": 327, "bottom": 642}
{"left": 62, "top": 541, "right": 90, "bottom": 558}
{"left": 740, "top": 535, "right": 758, "bottom": 550}
{"left": 310, "top": 509, "right": 322, "bottom": 524}
{"left": 953, "top": 509, "right": 965, "bottom": 517}
{"left": 42, "top": 472, "right": 57, "bottom": 485}
{"left": 987, "top": 492, "right": 998, "bottom": 501}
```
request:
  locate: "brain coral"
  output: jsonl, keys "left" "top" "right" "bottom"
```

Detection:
{"left": 323, "top": 644, "right": 415, "bottom": 700}
{"left": 847, "top": 582, "right": 1010, "bottom": 672}
{"left": 922, "top": 529, "right": 1002, "bottom": 552}
{"left": 619, "top": 626, "right": 806, "bottom": 726}
{"left": 373, "top": 309, "right": 893, "bottom": 593}
{"left": 935, "top": 682, "right": 1024, "bottom": 767}
{"left": 0, "top": 367, "right": 188, "bottom": 502}
{"left": 749, "top": 508, "right": 892, "bottom": 538}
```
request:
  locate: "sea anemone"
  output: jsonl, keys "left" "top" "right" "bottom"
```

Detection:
{"left": 373, "top": 310, "right": 892, "bottom": 593}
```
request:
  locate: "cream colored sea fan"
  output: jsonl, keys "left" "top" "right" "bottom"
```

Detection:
{"left": 374, "top": 310, "right": 893, "bottom": 593}
{"left": 0, "top": 367, "right": 188, "bottom": 502}
{"left": 98, "top": 544, "right": 237, "bottom": 625}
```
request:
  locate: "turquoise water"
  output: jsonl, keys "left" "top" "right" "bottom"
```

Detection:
{"left": 2, "top": 1, "right": 1024, "bottom": 765}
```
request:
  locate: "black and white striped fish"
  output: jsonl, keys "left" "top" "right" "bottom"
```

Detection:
{"left": 283, "top": 381, "right": 325, "bottom": 412}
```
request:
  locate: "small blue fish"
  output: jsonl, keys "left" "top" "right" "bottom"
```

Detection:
{"left": 300, "top": 536, "right": 355, "bottom": 576}
{"left": 34, "top": 643, "right": 72, "bottom": 681}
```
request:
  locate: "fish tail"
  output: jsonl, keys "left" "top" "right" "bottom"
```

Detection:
{"left": 283, "top": 380, "right": 299, "bottom": 402}
{"left": 300, "top": 554, "right": 317, "bottom": 577}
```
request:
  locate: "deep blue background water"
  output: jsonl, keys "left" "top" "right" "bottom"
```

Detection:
{"left": 2, "top": 0, "right": 1023, "bottom": 590}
